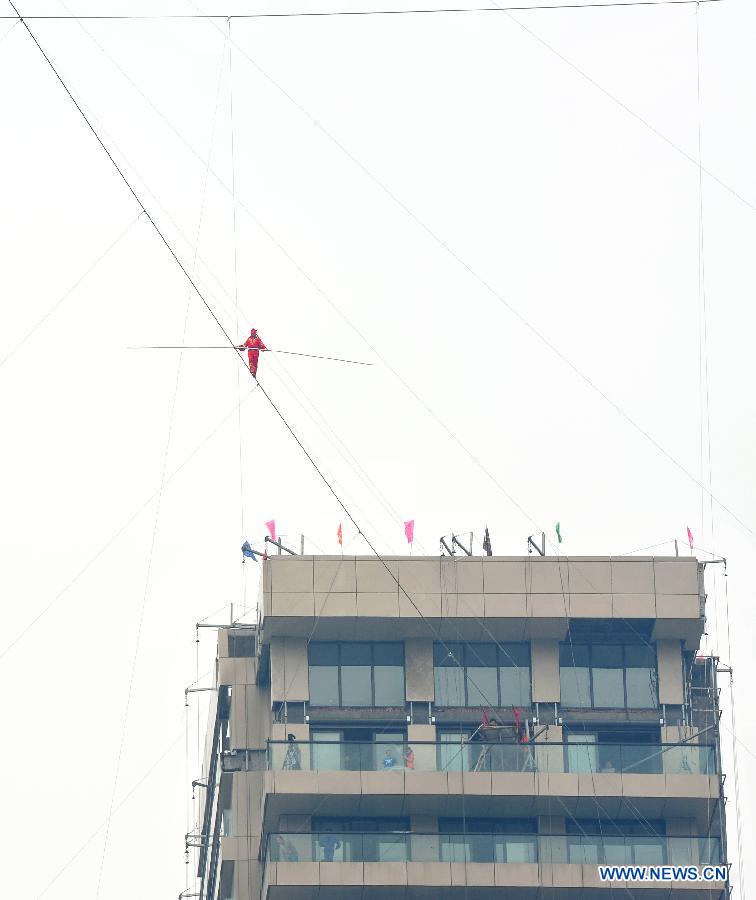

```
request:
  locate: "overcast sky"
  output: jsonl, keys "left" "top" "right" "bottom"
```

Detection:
{"left": 1, "top": 0, "right": 754, "bottom": 897}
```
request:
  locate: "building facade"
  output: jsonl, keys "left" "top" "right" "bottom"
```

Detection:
{"left": 191, "top": 554, "right": 728, "bottom": 899}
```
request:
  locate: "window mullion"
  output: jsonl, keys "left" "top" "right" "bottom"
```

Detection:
{"left": 370, "top": 644, "right": 375, "bottom": 705}
{"left": 337, "top": 643, "right": 343, "bottom": 706}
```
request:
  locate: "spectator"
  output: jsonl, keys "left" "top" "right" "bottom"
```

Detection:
{"left": 282, "top": 733, "right": 302, "bottom": 771}
{"left": 320, "top": 834, "right": 342, "bottom": 862}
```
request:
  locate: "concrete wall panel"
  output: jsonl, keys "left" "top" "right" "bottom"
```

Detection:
{"left": 356, "top": 558, "right": 400, "bottom": 593}
{"left": 657, "top": 638, "right": 684, "bottom": 704}
{"left": 483, "top": 560, "right": 527, "bottom": 593}
{"left": 654, "top": 559, "right": 699, "bottom": 594}
{"left": 567, "top": 559, "right": 612, "bottom": 593}
{"left": 531, "top": 639, "right": 560, "bottom": 703}
{"left": 405, "top": 638, "right": 434, "bottom": 701}
{"left": 611, "top": 559, "right": 655, "bottom": 593}
{"left": 527, "top": 560, "right": 569, "bottom": 594}
{"left": 270, "top": 637, "right": 308, "bottom": 703}
{"left": 313, "top": 557, "right": 357, "bottom": 593}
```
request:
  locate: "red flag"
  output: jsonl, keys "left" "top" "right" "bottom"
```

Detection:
{"left": 262, "top": 547, "right": 269, "bottom": 560}
{"left": 265, "top": 519, "right": 277, "bottom": 542}
{"left": 337, "top": 523, "right": 343, "bottom": 546}
{"left": 404, "top": 520, "right": 414, "bottom": 544}
{"left": 513, "top": 706, "right": 526, "bottom": 742}
{"left": 482, "top": 711, "right": 490, "bottom": 727}
{"left": 686, "top": 526, "right": 694, "bottom": 551}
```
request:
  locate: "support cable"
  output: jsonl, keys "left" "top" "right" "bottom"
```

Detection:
{"left": 37, "top": 709, "right": 197, "bottom": 898}
{"left": 227, "top": 16, "right": 248, "bottom": 618}
{"left": 16, "top": 0, "right": 684, "bottom": 685}
{"left": 92, "top": 34, "right": 229, "bottom": 900}
{"left": 0, "top": 211, "right": 143, "bottom": 372}
{"left": 8, "top": 8, "right": 520, "bottom": 859}
{"left": 58, "top": 3, "right": 756, "bottom": 549}
{"left": 0, "top": 384, "right": 257, "bottom": 661}
{"left": 194, "top": 4, "right": 756, "bottom": 541}
{"left": 7, "top": 1, "right": 240, "bottom": 355}
{"left": 723, "top": 565, "right": 746, "bottom": 898}
{"left": 9, "top": 3, "right": 701, "bottom": 703}
{"left": 0, "top": 1, "right": 727, "bottom": 19}
{"left": 13, "top": 14, "right": 742, "bottom": 883}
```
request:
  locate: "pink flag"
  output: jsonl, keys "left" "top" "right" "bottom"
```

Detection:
{"left": 686, "top": 527, "right": 694, "bottom": 551}
{"left": 265, "top": 519, "right": 277, "bottom": 542}
{"left": 404, "top": 520, "right": 414, "bottom": 544}
{"left": 337, "top": 523, "right": 343, "bottom": 546}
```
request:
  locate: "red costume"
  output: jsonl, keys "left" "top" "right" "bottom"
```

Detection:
{"left": 239, "top": 329, "right": 267, "bottom": 378}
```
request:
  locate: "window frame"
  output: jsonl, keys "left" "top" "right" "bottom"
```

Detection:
{"left": 559, "top": 643, "right": 659, "bottom": 709}
{"left": 433, "top": 642, "right": 531, "bottom": 708}
{"left": 308, "top": 641, "right": 406, "bottom": 707}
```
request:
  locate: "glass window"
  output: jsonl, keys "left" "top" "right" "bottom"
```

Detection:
{"left": 435, "top": 666, "right": 465, "bottom": 706}
{"left": 312, "top": 731, "right": 342, "bottom": 770}
{"left": 314, "top": 816, "right": 409, "bottom": 832}
{"left": 499, "top": 643, "right": 531, "bottom": 706}
{"left": 465, "top": 645, "right": 498, "bottom": 706}
{"left": 433, "top": 642, "right": 531, "bottom": 707}
{"left": 438, "top": 732, "right": 468, "bottom": 772}
{"left": 502, "top": 667, "right": 531, "bottom": 705}
{"left": 591, "top": 644, "right": 620, "bottom": 668}
{"left": 434, "top": 642, "right": 463, "bottom": 666}
{"left": 566, "top": 734, "right": 598, "bottom": 773}
{"left": 603, "top": 838, "right": 632, "bottom": 864}
{"left": 500, "top": 837, "right": 537, "bottom": 863}
{"left": 466, "top": 666, "right": 498, "bottom": 707}
{"left": 374, "top": 643, "right": 404, "bottom": 666}
{"left": 341, "top": 666, "right": 372, "bottom": 706}
{"left": 374, "top": 665, "right": 405, "bottom": 705}
{"left": 622, "top": 645, "right": 658, "bottom": 708}
{"left": 308, "top": 643, "right": 405, "bottom": 707}
{"left": 560, "top": 664, "right": 591, "bottom": 707}
{"left": 560, "top": 643, "right": 658, "bottom": 709}
{"left": 228, "top": 634, "right": 255, "bottom": 657}
{"left": 309, "top": 666, "right": 339, "bottom": 706}
{"left": 592, "top": 667, "right": 625, "bottom": 708}
{"left": 309, "top": 642, "right": 339, "bottom": 665}
{"left": 633, "top": 838, "right": 665, "bottom": 865}
{"left": 568, "top": 837, "right": 599, "bottom": 864}
{"left": 219, "top": 861, "right": 235, "bottom": 900}
{"left": 466, "top": 644, "right": 498, "bottom": 667}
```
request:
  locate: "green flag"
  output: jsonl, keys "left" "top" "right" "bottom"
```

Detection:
{"left": 555, "top": 522, "right": 563, "bottom": 543}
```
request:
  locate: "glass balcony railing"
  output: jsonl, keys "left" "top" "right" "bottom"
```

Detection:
{"left": 268, "top": 740, "right": 716, "bottom": 776}
{"left": 266, "top": 832, "right": 723, "bottom": 867}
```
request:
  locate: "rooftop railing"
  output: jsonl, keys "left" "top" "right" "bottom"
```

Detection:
{"left": 265, "top": 831, "right": 723, "bottom": 867}
{"left": 268, "top": 740, "right": 716, "bottom": 776}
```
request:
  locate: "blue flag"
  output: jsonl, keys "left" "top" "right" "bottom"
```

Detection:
{"left": 241, "top": 541, "right": 257, "bottom": 561}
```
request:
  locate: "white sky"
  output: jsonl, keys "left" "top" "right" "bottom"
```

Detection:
{"left": 1, "top": 0, "right": 754, "bottom": 896}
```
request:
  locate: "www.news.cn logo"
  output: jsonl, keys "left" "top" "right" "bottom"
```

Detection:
{"left": 598, "top": 865, "right": 729, "bottom": 883}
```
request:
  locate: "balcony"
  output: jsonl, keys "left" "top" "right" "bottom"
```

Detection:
{"left": 262, "top": 831, "right": 725, "bottom": 898}
{"left": 268, "top": 739, "right": 716, "bottom": 776}
{"left": 261, "top": 740, "right": 720, "bottom": 832}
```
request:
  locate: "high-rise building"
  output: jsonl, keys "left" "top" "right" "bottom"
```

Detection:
{"left": 190, "top": 554, "right": 728, "bottom": 899}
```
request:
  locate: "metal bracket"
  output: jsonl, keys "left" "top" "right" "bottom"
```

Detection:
{"left": 264, "top": 536, "right": 297, "bottom": 555}
{"left": 451, "top": 533, "right": 473, "bottom": 556}
{"left": 527, "top": 532, "right": 545, "bottom": 556}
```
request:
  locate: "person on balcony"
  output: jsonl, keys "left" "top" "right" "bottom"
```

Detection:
{"left": 282, "top": 733, "right": 302, "bottom": 770}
